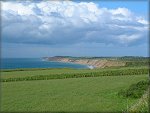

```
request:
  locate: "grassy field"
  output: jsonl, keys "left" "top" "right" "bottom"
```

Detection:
{"left": 1, "top": 66, "right": 148, "bottom": 79}
{"left": 1, "top": 68, "right": 102, "bottom": 78}
{"left": 1, "top": 65, "right": 149, "bottom": 112}
{"left": 1, "top": 74, "right": 148, "bottom": 112}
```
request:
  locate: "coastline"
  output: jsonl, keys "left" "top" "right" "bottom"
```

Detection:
{"left": 1, "top": 58, "right": 88, "bottom": 69}
{"left": 43, "top": 57, "right": 126, "bottom": 68}
{"left": 45, "top": 60, "right": 94, "bottom": 69}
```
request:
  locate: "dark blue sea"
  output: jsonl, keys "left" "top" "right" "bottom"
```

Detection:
{"left": 0, "top": 58, "right": 88, "bottom": 69}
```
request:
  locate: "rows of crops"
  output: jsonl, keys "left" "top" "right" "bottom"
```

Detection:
{"left": 1, "top": 68, "right": 149, "bottom": 82}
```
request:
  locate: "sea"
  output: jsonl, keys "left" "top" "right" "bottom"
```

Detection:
{"left": 0, "top": 58, "right": 89, "bottom": 69}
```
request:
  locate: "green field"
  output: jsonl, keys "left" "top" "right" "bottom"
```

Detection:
{"left": 1, "top": 66, "right": 149, "bottom": 112}
{"left": 1, "top": 67, "right": 148, "bottom": 81}
{"left": 1, "top": 67, "right": 139, "bottom": 78}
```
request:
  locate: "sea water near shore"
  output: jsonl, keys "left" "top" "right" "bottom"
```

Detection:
{"left": 0, "top": 58, "right": 89, "bottom": 69}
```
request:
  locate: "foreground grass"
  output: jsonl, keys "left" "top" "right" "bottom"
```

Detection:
{"left": 129, "top": 90, "right": 149, "bottom": 112}
{"left": 1, "top": 75, "right": 148, "bottom": 112}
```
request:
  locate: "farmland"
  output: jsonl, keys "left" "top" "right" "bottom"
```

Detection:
{"left": 0, "top": 64, "right": 149, "bottom": 112}
{"left": 1, "top": 74, "right": 148, "bottom": 112}
{"left": 1, "top": 0, "right": 149, "bottom": 112}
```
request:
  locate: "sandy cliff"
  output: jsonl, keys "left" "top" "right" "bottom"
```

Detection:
{"left": 44, "top": 57, "right": 126, "bottom": 68}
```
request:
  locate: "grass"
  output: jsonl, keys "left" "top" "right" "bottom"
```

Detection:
{"left": 1, "top": 66, "right": 149, "bottom": 112}
{"left": 1, "top": 74, "right": 148, "bottom": 112}
{"left": 1, "top": 68, "right": 148, "bottom": 82}
{"left": 129, "top": 90, "right": 149, "bottom": 112}
{"left": 1, "top": 67, "right": 148, "bottom": 79}
{"left": 1, "top": 68, "right": 98, "bottom": 79}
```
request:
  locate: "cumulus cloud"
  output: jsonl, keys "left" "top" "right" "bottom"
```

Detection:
{"left": 1, "top": 1, "right": 148, "bottom": 46}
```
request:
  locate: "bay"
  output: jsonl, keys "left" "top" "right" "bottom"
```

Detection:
{"left": 1, "top": 58, "right": 88, "bottom": 69}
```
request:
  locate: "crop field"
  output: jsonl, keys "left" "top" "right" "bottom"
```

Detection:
{"left": 0, "top": 67, "right": 149, "bottom": 112}
{"left": 1, "top": 66, "right": 148, "bottom": 80}
{"left": 1, "top": 74, "right": 148, "bottom": 112}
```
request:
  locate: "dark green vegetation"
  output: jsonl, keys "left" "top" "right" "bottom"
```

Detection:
{"left": 1, "top": 56, "right": 149, "bottom": 112}
{"left": 1, "top": 67, "right": 148, "bottom": 82}
{"left": 125, "top": 61, "right": 149, "bottom": 67}
{"left": 111, "top": 56, "right": 149, "bottom": 67}
{"left": 118, "top": 80, "right": 149, "bottom": 98}
{"left": 107, "top": 56, "right": 149, "bottom": 67}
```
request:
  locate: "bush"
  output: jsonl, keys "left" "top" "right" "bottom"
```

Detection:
{"left": 118, "top": 80, "right": 149, "bottom": 98}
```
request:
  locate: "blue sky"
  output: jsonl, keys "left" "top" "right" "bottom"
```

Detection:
{"left": 1, "top": 0, "right": 149, "bottom": 58}
{"left": 98, "top": 1, "right": 148, "bottom": 16}
{"left": 74, "top": 0, "right": 148, "bottom": 13}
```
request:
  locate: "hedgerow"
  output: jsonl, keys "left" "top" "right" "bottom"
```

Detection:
{"left": 1, "top": 68, "right": 149, "bottom": 82}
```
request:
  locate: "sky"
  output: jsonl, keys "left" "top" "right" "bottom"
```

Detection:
{"left": 1, "top": 0, "right": 149, "bottom": 58}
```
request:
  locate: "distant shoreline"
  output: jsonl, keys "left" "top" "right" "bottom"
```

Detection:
{"left": 48, "top": 61, "right": 100, "bottom": 69}
{"left": 43, "top": 56, "right": 126, "bottom": 68}
{"left": 1, "top": 58, "right": 88, "bottom": 69}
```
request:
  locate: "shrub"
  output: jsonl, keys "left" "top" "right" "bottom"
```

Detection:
{"left": 118, "top": 80, "right": 149, "bottom": 98}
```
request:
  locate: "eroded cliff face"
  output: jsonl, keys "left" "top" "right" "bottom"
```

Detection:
{"left": 44, "top": 57, "right": 126, "bottom": 68}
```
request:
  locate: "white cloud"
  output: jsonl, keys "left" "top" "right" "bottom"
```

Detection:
{"left": 1, "top": 1, "right": 148, "bottom": 46}
{"left": 110, "top": 7, "right": 132, "bottom": 16}
{"left": 2, "top": 2, "right": 34, "bottom": 15}
{"left": 137, "top": 17, "right": 148, "bottom": 25}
